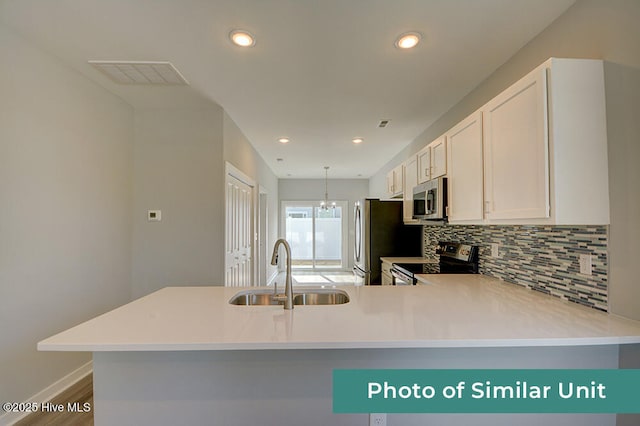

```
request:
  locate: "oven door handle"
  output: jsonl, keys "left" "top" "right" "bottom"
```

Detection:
{"left": 390, "top": 268, "right": 415, "bottom": 285}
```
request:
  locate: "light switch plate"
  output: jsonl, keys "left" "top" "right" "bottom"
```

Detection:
{"left": 148, "top": 210, "right": 161, "bottom": 222}
{"left": 491, "top": 243, "right": 499, "bottom": 258}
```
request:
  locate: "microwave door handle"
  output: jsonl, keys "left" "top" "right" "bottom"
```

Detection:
{"left": 426, "top": 190, "right": 435, "bottom": 213}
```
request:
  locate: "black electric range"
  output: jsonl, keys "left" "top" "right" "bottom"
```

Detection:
{"left": 390, "top": 242, "right": 479, "bottom": 285}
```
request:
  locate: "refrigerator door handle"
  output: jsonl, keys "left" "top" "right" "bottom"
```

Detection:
{"left": 354, "top": 203, "right": 361, "bottom": 263}
{"left": 353, "top": 266, "right": 365, "bottom": 277}
{"left": 353, "top": 266, "right": 368, "bottom": 286}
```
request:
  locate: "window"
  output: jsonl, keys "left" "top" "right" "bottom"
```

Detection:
{"left": 281, "top": 201, "right": 348, "bottom": 270}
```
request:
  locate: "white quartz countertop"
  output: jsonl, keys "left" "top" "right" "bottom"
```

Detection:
{"left": 38, "top": 275, "right": 640, "bottom": 352}
{"left": 380, "top": 257, "right": 437, "bottom": 264}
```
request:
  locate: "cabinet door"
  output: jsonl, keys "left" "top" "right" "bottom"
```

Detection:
{"left": 483, "top": 68, "right": 550, "bottom": 220}
{"left": 403, "top": 155, "right": 418, "bottom": 222}
{"left": 386, "top": 171, "right": 395, "bottom": 197}
{"left": 417, "top": 146, "right": 431, "bottom": 183}
{"left": 381, "top": 272, "right": 393, "bottom": 286}
{"left": 446, "top": 111, "right": 484, "bottom": 222}
{"left": 430, "top": 136, "right": 447, "bottom": 178}
{"left": 392, "top": 164, "right": 404, "bottom": 197}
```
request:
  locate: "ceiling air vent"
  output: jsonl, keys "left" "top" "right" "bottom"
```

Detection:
{"left": 378, "top": 119, "right": 390, "bottom": 128}
{"left": 88, "top": 61, "right": 189, "bottom": 85}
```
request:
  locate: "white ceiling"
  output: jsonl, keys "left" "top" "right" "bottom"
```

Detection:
{"left": 1, "top": 0, "right": 575, "bottom": 178}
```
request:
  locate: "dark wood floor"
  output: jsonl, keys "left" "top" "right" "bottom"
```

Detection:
{"left": 15, "top": 374, "right": 93, "bottom": 426}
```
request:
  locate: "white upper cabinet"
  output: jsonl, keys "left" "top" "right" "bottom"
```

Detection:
{"left": 483, "top": 66, "right": 550, "bottom": 221}
{"left": 380, "top": 58, "right": 609, "bottom": 225}
{"left": 417, "top": 135, "right": 447, "bottom": 183}
{"left": 417, "top": 145, "right": 431, "bottom": 183}
{"left": 443, "top": 58, "right": 609, "bottom": 225}
{"left": 545, "top": 58, "right": 609, "bottom": 225}
{"left": 479, "top": 57, "right": 609, "bottom": 225}
{"left": 430, "top": 136, "right": 447, "bottom": 179}
{"left": 446, "top": 111, "right": 484, "bottom": 223}
{"left": 386, "top": 163, "right": 404, "bottom": 198}
{"left": 402, "top": 155, "right": 418, "bottom": 223}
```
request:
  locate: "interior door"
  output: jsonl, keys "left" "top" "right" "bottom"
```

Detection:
{"left": 225, "top": 173, "right": 254, "bottom": 287}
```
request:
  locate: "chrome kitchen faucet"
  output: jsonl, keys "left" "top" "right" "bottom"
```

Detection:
{"left": 270, "top": 239, "right": 294, "bottom": 310}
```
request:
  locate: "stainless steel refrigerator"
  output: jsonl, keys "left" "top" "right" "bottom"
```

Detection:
{"left": 353, "top": 199, "right": 422, "bottom": 285}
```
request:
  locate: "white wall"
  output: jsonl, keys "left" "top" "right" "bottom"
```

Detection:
{"left": 0, "top": 24, "right": 133, "bottom": 404}
{"left": 131, "top": 107, "right": 225, "bottom": 298}
{"left": 369, "top": 0, "right": 640, "bottom": 320}
{"left": 130, "top": 110, "right": 280, "bottom": 299}
{"left": 279, "top": 179, "right": 369, "bottom": 270}
{"left": 602, "top": 63, "right": 640, "bottom": 320}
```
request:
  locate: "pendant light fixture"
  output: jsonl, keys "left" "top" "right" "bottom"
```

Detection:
{"left": 320, "top": 166, "right": 336, "bottom": 210}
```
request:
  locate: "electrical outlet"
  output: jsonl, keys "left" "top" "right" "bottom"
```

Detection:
{"left": 369, "top": 413, "right": 386, "bottom": 426}
{"left": 579, "top": 254, "right": 592, "bottom": 275}
{"left": 147, "top": 210, "right": 161, "bottom": 221}
{"left": 491, "top": 243, "right": 499, "bottom": 258}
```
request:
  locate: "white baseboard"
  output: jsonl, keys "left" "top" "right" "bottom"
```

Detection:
{"left": 0, "top": 361, "right": 93, "bottom": 426}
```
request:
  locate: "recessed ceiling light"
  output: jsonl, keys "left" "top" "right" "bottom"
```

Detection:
{"left": 278, "top": 137, "right": 290, "bottom": 144}
{"left": 229, "top": 30, "right": 256, "bottom": 47}
{"left": 395, "top": 32, "right": 421, "bottom": 49}
{"left": 352, "top": 137, "right": 364, "bottom": 144}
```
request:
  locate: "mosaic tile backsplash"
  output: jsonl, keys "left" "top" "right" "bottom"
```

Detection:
{"left": 423, "top": 225, "right": 608, "bottom": 311}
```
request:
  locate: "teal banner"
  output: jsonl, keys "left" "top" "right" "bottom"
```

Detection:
{"left": 333, "top": 369, "right": 640, "bottom": 413}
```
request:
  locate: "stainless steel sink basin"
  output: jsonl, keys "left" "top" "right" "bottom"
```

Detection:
{"left": 228, "top": 291, "right": 281, "bottom": 306}
{"left": 229, "top": 289, "right": 349, "bottom": 306}
{"left": 293, "top": 291, "right": 349, "bottom": 305}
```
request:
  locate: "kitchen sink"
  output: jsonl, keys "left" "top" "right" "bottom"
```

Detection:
{"left": 229, "top": 288, "right": 349, "bottom": 306}
{"left": 293, "top": 291, "right": 349, "bottom": 305}
{"left": 228, "top": 291, "right": 280, "bottom": 306}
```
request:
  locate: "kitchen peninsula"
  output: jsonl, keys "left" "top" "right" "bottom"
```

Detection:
{"left": 39, "top": 277, "right": 640, "bottom": 426}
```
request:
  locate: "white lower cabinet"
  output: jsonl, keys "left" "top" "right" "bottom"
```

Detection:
{"left": 381, "top": 261, "right": 393, "bottom": 286}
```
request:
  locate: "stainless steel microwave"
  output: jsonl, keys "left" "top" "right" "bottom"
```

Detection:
{"left": 413, "top": 177, "right": 447, "bottom": 220}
